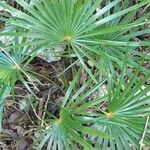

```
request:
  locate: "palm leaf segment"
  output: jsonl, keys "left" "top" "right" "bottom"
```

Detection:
{"left": 141, "top": 116, "right": 150, "bottom": 148}
{"left": 0, "top": 0, "right": 150, "bottom": 73}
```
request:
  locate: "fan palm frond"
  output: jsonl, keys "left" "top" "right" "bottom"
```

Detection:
{"left": 0, "top": 0, "right": 149, "bottom": 79}
{"left": 78, "top": 65, "right": 150, "bottom": 150}
{"left": 0, "top": 37, "right": 38, "bottom": 94}
{"left": 36, "top": 68, "right": 110, "bottom": 150}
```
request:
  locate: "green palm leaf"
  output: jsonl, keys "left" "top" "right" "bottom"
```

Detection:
{"left": 36, "top": 69, "right": 110, "bottom": 150}
{"left": 0, "top": 37, "right": 38, "bottom": 88}
{"left": 80, "top": 66, "right": 150, "bottom": 150}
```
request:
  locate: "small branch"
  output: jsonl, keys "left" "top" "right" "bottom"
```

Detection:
{"left": 41, "top": 88, "right": 51, "bottom": 127}
{"left": 37, "top": 98, "right": 44, "bottom": 126}
{"left": 29, "top": 98, "right": 47, "bottom": 126}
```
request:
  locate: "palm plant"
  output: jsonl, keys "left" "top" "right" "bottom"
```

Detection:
{"left": 0, "top": 37, "right": 39, "bottom": 96}
{"left": 0, "top": 0, "right": 150, "bottom": 81}
{"left": 35, "top": 68, "right": 110, "bottom": 150}
{"left": 35, "top": 65, "right": 150, "bottom": 150}
{"left": 77, "top": 66, "right": 150, "bottom": 150}
{"left": 0, "top": 37, "right": 39, "bottom": 130}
